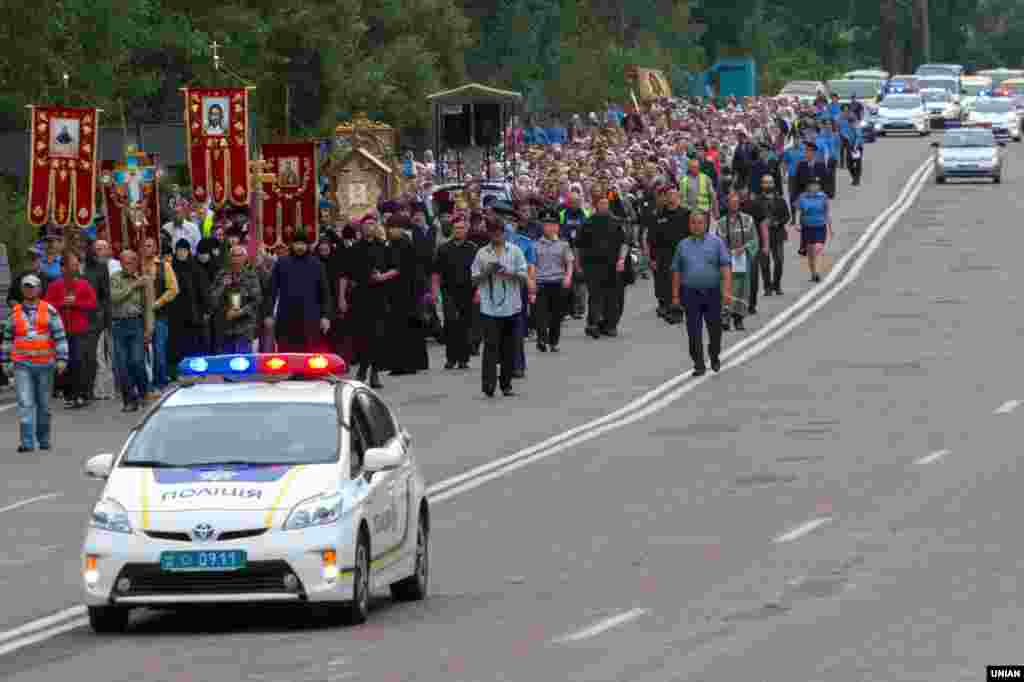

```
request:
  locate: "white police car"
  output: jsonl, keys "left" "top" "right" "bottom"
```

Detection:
{"left": 81, "top": 353, "right": 429, "bottom": 633}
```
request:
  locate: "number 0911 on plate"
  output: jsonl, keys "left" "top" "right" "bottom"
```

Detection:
{"left": 160, "top": 550, "right": 247, "bottom": 572}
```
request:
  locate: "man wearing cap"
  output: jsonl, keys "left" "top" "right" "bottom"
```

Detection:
{"left": 532, "top": 207, "right": 574, "bottom": 352}
{"left": 471, "top": 218, "right": 529, "bottom": 397}
{"left": 2, "top": 273, "right": 69, "bottom": 451}
{"left": 8, "top": 248, "right": 49, "bottom": 309}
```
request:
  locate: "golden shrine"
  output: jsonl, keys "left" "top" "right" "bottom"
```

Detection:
{"left": 322, "top": 113, "right": 405, "bottom": 222}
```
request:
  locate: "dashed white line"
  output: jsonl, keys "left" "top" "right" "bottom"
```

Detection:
{"left": 915, "top": 449, "right": 950, "bottom": 465}
{"left": 552, "top": 608, "right": 649, "bottom": 643}
{"left": 773, "top": 516, "right": 833, "bottom": 544}
{"left": 0, "top": 492, "right": 63, "bottom": 515}
{"left": 994, "top": 400, "right": 1021, "bottom": 415}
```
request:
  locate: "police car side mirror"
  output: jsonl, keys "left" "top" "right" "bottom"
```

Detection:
{"left": 85, "top": 453, "right": 115, "bottom": 480}
{"left": 364, "top": 446, "right": 402, "bottom": 473}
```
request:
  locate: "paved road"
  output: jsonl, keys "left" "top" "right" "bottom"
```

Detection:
{"left": 3, "top": 135, "right": 1014, "bottom": 681}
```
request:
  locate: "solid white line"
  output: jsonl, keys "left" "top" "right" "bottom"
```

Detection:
{"left": 0, "top": 157, "right": 935, "bottom": 659}
{"left": 0, "top": 492, "right": 63, "bottom": 515}
{"left": 0, "top": 617, "right": 88, "bottom": 657}
{"left": 915, "top": 449, "right": 950, "bottom": 465}
{"left": 0, "top": 403, "right": 15, "bottom": 414}
{"left": 426, "top": 156, "right": 934, "bottom": 499}
{"left": 994, "top": 400, "right": 1021, "bottom": 415}
{"left": 430, "top": 158, "right": 934, "bottom": 505}
{"left": 773, "top": 516, "right": 833, "bottom": 543}
{"left": 552, "top": 608, "right": 648, "bottom": 643}
{"left": 0, "top": 605, "right": 86, "bottom": 645}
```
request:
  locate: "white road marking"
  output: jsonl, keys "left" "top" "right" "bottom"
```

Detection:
{"left": 773, "top": 517, "right": 833, "bottom": 543}
{"left": 994, "top": 400, "right": 1021, "bottom": 415}
{"left": 0, "top": 605, "right": 85, "bottom": 645}
{"left": 0, "top": 158, "right": 936, "bottom": 657}
{"left": 427, "top": 156, "right": 935, "bottom": 502}
{"left": 0, "top": 617, "right": 89, "bottom": 657}
{"left": 552, "top": 608, "right": 649, "bottom": 643}
{"left": 915, "top": 449, "right": 950, "bottom": 465}
{"left": 0, "top": 403, "right": 15, "bottom": 414}
{"left": 0, "top": 492, "right": 63, "bottom": 515}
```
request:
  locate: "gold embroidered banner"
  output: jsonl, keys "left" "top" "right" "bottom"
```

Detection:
{"left": 183, "top": 87, "right": 251, "bottom": 208}
{"left": 28, "top": 106, "right": 100, "bottom": 227}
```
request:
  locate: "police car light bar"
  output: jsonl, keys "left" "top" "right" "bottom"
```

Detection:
{"left": 178, "top": 353, "right": 347, "bottom": 378}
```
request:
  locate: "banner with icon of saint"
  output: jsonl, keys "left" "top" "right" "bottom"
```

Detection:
{"left": 259, "top": 142, "right": 318, "bottom": 247}
{"left": 28, "top": 106, "right": 100, "bottom": 227}
{"left": 183, "top": 87, "right": 251, "bottom": 208}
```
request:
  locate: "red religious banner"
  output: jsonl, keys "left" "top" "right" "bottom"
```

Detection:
{"left": 259, "top": 142, "right": 318, "bottom": 247}
{"left": 99, "top": 156, "right": 161, "bottom": 256}
{"left": 27, "top": 106, "right": 100, "bottom": 227}
{"left": 183, "top": 87, "right": 250, "bottom": 208}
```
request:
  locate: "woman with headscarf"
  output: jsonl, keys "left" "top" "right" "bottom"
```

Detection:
{"left": 385, "top": 216, "right": 428, "bottom": 375}
{"left": 194, "top": 236, "right": 221, "bottom": 353}
{"left": 166, "top": 239, "right": 206, "bottom": 380}
{"left": 347, "top": 221, "right": 394, "bottom": 387}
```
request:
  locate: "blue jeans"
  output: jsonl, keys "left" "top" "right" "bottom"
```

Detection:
{"left": 112, "top": 318, "right": 148, "bottom": 403}
{"left": 151, "top": 317, "right": 170, "bottom": 389}
{"left": 14, "top": 364, "right": 54, "bottom": 448}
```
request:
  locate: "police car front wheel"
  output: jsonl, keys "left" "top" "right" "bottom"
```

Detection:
{"left": 88, "top": 605, "right": 130, "bottom": 633}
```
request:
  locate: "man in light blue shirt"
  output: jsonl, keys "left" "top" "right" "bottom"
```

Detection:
{"left": 471, "top": 219, "right": 529, "bottom": 397}
{"left": 670, "top": 212, "right": 733, "bottom": 376}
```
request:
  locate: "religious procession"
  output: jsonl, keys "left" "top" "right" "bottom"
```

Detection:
{"left": 2, "top": 49, "right": 865, "bottom": 445}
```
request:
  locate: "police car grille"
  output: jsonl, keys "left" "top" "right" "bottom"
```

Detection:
{"left": 117, "top": 561, "right": 295, "bottom": 595}
{"left": 144, "top": 531, "right": 191, "bottom": 542}
{"left": 217, "top": 528, "right": 268, "bottom": 541}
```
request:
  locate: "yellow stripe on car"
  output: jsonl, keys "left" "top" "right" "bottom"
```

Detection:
{"left": 140, "top": 470, "right": 151, "bottom": 530}
{"left": 263, "top": 465, "right": 305, "bottom": 528}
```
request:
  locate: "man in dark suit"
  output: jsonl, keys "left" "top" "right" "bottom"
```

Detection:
{"left": 794, "top": 142, "right": 829, "bottom": 198}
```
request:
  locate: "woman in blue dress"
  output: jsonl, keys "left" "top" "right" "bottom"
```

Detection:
{"left": 795, "top": 176, "right": 833, "bottom": 283}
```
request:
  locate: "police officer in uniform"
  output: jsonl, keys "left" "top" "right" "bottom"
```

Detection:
{"left": 795, "top": 176, "right": 832, "bottom": 283}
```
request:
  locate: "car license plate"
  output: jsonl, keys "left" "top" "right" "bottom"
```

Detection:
{"left": 160, "top": 550, "right": 247, "bottom": 572}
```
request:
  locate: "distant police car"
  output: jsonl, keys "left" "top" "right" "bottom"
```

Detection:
{"left": 81, "top": 353, "right": 429, "bottom": 633}
{"left": 932, "top": 126, "right": 1006, "bottom": 184}
{"left": 965, "top": 96, "right": 1021, "bottom": 141}
{"left": 920, "top": 88, "right": 962, "bottom": 128}
{"left": 874, "top": 94, "right": 928, "bottom": 136}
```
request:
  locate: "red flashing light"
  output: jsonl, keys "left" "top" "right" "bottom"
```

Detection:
{"left": 307, "top": 355, "right": 330, "bottom": 370}
{"left": 264, "top": 356, "right": 288, "bottom": 372}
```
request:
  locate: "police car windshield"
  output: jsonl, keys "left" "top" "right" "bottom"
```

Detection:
{"left": 941, "top": 130, "right": 996, "bottom": 147}
{"left": 120, "top": 403, "right": 339, "bottom": 467}
{"left": 974, "top": 100, "right": 1014, "bottom": 113}
{"left": 882, "top": 97, "right": 920, "bottom": 109}
{"left": 919, "top": 80, "right": 955, "bottom": 93}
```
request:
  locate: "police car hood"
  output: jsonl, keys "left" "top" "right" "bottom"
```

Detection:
{"left": 108, "top": 463, "right": 336, "bottom": 513}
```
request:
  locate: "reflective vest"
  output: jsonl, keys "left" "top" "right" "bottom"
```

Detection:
{"left": 11, "top": 303, "right": 56, "bottom": 365}
{"left": 680, "top": 174, "right": 713, "bottom": 213}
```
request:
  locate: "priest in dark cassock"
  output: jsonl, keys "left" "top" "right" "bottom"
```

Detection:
{"left": 267, "top": 228, "right": 333, "bottom": 353}
{"left": 385, "top": 216, "right": 429, "bottom": 375}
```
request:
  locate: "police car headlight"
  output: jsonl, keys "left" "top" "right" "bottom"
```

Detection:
{"left": 284, "top": 492, "right": 344, "bottom": 530}
{"left": 90, "top": 498, "right": 133, "bottom": 534}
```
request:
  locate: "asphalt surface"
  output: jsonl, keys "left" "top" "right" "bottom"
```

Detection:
{"left": 1, "top": 134, "right": 1016, "bottom": 681}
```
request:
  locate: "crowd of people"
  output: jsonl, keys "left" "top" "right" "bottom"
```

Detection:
{"left": 2, "top": 91, "right": 872, "bottom": 451}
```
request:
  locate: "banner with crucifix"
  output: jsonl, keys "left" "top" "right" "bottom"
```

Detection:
{"left": 183, "top": 86, "right": 251, "bottom": 208}
{"left": 259, "top": 142, "right": 318, "bottom": 247}
{"left": 99, "top": 149, "right": 161, "bottom": 255}
{"left": 27, "top": 106, "right": 100, "bottom": 227}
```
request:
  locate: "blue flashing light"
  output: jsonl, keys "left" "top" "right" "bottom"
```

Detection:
{"left": 229, "top": 357, "right": 251, "bottom": 372}
{"left": 187, "top": 357, "right": 209, "bottom": 373}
